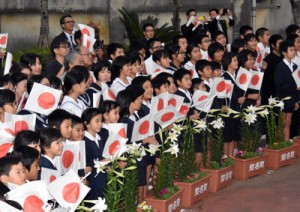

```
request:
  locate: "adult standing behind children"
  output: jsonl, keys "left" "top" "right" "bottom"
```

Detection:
{"left": 54, "top": 14, "right": 77, "bottom": 49}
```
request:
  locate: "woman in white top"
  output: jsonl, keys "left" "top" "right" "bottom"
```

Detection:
{"left": 184, "top": 43, "right": 202, "bottom": 79}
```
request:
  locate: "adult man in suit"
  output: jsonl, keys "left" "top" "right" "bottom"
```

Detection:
{"left": 54, "top": 14, "right": 77, "bottom": 49}
{"left": 206, "top": 8, "right": 235, "bottom": 43}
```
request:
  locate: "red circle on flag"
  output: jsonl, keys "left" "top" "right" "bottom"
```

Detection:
{"left": 23, "top": 195, "right": 44, "bottom": 212}
{"left": 198, "top": 95, "right": 207, "bottom": 101}
{"left": 256, "top": 53, "right": 262, "bottom": 63}
{"left": 139, "top": 120, "right": 149, "bottom": 135}
{"left": 81, "top": 28, "right": 90, "bottom": 36}
{"left": 226, "top": 84, "right": 231, "bottom": 94}
{"left": 37, "top": 92, "right": 56, "bottom": 109}
{"left": 0, "top": 36, "right": 7, "bottom": 45}
{"left": 251, "top": 74, "right": 259, "bottom": 86}
{"left": 109, "top": 140, "right": 120, "bottom": 155}
{"left": 108, "top": 89, "right": 116, "bottom": 100}
{"left": 297, "top": 70, "right": 300, "bottom": 79}
{"left": 239, "top": 73, "right": 247, "bottom": 84}
{"left": 0, "top": 143, "right": 12, "bottom": 158}
{"left": 189, "top": 69, "right": 194, "bottom": 78}
{"left": 62, "top": 150, "right": 74, "bottom": 168}
{"left": 49, "top": 175, "right": 57, "bottom": 183}
{"left": 157, "top": 98, "right": 164, "bottom": 111}
{"left": 154, "top": 68, "right": 161, "bottom": 73}
{"left": 4, "top": 128, "right": 14, "bottom": 136}
{"left": 252, "top": 65, "right": 257, "bottom": 70}
{"left": 216, "top": 81, "right": 226, "bottom": 92}
{"left": 62, "top": 182, "right": 80, "bottom": 203}
{"left": 168, "top": 98, "right": 177, "bottom": 107}
{"left": 118, "top": 128, "right": 126, "bottom": 138}
{"left": 179, "top": 105, "right": 189, "bottom": 115}
{"left": 14, "top": 121, "right": 29, "bottom": 134}
{"left": 161, "top": 112, "right": 175, "bottom": 122}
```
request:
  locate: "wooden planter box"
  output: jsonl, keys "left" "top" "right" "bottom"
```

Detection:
{"left": 201, "top": 165, "right": 234, "bottom": 192}
{"left": 264, "top": 143, "right": 298, "bottom": 170}
{"left": 145, "top": 189, "right": 183, "bottom": 212}
{"left": 233, "top": 154, "right": 268, "bottom": 180}
{"left": 174, "top": 174, "right": 211, "bottom": 208}
{"left": 293, "top": 137, "right": 300, "bottom": 158}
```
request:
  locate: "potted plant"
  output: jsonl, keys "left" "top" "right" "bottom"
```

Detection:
{"left": 174, "top": 120, "right": 211, "bottom": 207}
{"left": 201, "top": 115, "right": 235, "bottom": 192}
{"left": 264, "top": 97, "right": 298, "bottom": 169}
{"left": 145, "top": 126, "right": 183, "bottom": 212}
{"left": 233, "top": 105, "right": 269, "bottom": 180}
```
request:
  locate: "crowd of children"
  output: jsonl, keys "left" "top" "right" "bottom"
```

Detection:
{"left": 0, "top": 9, "right": 300, "bottom": 210}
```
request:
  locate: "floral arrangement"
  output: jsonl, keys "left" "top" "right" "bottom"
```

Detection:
{"left": 138, "top": 201, "right": 154, "bottom": 212}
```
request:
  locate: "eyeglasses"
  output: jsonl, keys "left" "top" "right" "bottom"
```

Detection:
{"left": 81, "top": 53, "right": 93, "bottom": 57}
{"left": 202, "top": 39, "right": 212, "bottom": 43}
{"left": 152, "top": 46, "right": 164, "bottom": 50}
{"left": 59, "top": 45, "right": 70, "bottom": 49}
{"left": 64, "top": 20, "right": 75, "bottom": 24}
{"left": 176, "top": 51, "right": 185, "bottom": 55}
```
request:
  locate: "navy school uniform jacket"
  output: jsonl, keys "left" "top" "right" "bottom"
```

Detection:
{"left": 38, "top": 155, "right": 57, "bottom": 180}
{"left": 174, "top": 89, "right": 195, "bottom": 117}
{"left": 18, "top": 109, "right": 48, "bottom": 130}
{"left": 84, "top": 128, "right": 109, "bottom": 199}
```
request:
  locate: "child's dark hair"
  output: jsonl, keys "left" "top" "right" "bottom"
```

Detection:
{"left": 117, "top": 85, "right": 144, "bottom": 117}
{"left": 279, "top": 40, "right": 295, "bottom": 55}
{"left": 0, "top": 89, "right": 15, "bottom": 108}
{"left": 172, "top": 34, "right": 186, "bottom": 46}
{"left": 210, "top": 61, "right": 221, "bottom": 71}
{"left": 195, "top": 59, "right": 211, "bottom": 73}
{"left": 99, "top": 100, "right": 120, "bottom": 114}
{"left": 27, "top": 74, "right": 47, "bottom": 94}
{"left": 112, "top": 56, "right": 130, "bottom": 81}
{"left": 71, "top": 114, "right": 84, "bottom": 127}
{"left": 9, "top": 63, "right": 30, "bottom": 75}
{"left": 92, "top": 59, "right": 112, "bottom": 81}
{"left": 70, "top": 65, "right": 90, "bottom": 83}
{"left": 130, "top": 51, "right": 141, "bottom": 65}
{"left": 268, "top": 34, "right": 283, "bottom": 52}
{"left": 63, "top": 67, "right": 85, "bottom": 95}
{"left": 107, "top": 43, "right": 124, "bottom": 59}
{"left": 165, "top": 43, "right": 181, "bottom": 56}
{"left": 186, "top": 8, "right": 196, "bottom": 16}
{"left": 152, "top": 49, "right": 169, "bottom": 63}
{"left": 129, "top": 40, "right": 146, "bottom": 53}
{"left": 244, "top": 33, "right": 257, "bottom": 43}
{"left": 191, "top": 78, "right": 204, "bottom": 94}
{"left": 11, "top": 72, "right": 27, "bottom": 87}
{"left": 0, "top": 155, "right": 22, "bottom": 176}
{"left": 48, "top": 109, "right": 73, "bottom": 129}
{"left": 173, "top": 68, "right": 191, "bottom": 87}
{"left": 196, "top": 34, "right": 210, "bottom": 45}
{"left": 152, "top": 73, "right": 170, "bottom": 95}
{"left": 237, "top": 49, "right": 255, "bottom": 68}
{"left": 0, "top": 74, "right": 13, "bottom": 87}
{"left": 81, "top": 108, "right": 103, "bottom": 130}
{"left": 47, "top": 75, "right": 63, "bottom": 90}
{"left": 211, "top": 30, "right": 225, "bottom": 42}
{"left": 147, "top": 38, "right": 161, "bottom": 50}
{"left": 285, "top": 24, "right": 300, "bottom": 36}
{"left": 255, "top": 27, "right": 269, "bottom": 40}
{"left": 208, "top": 42, "right": 224, "bottom": 59}
{"left": 39, "top": 128, "right": 62, "bottom": 154}
{"left": 131, "top": 76, "right": 151, "bottom": 88}
{"left": 13, "top": 146, "right": 40, "bottom": 172}
{"left": 14, "top": 130, "right": 40, "bottom": 150}
{"left": 221, "top": 52, "right": 237, "bottom": 71}
{"left": 231, "top": 38, "right": 246, "bottom": 54}
{"left": 239, "top": 25, "right": 253, "bottom": 37}
{"left": 142, "top": 23, "right": 154, "bottom": 31}
{"left": 20, "top": 53, "right": 41, "bottom": 67}
{"left": 186, "top": 43, "right": 199, "bottom": 60}
{"left": 286, "top": 34, "right": 299, "bottom": 45}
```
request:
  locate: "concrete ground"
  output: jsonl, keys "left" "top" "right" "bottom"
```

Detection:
{"left": 183, "top": 159, "right": 300, "bottom": 212}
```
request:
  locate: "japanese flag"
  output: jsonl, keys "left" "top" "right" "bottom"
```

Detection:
{"left": 102, "top": 131, "right": 128, "bottom": 159}
{"left": 248, "top": 69, "right": 264, "bottom": 90}
{"left": 82, "top": 34, "right": 96, "bottom": 53}
{"left": 4, "top": 52, "right": 12, "bottom": 75}
{"left": 225, "top": 80, "right": 233, "bottom": 100}
{"left": 106, "top": 123, "right": 127, "bottom": 139}
{"left": 59, "top": 143, "right": 78, "bottom": 174}
{"left": 211, "top": 77, "right": 226, "bottom": 98}
{"left": 235, "top": 67, "right": 251, "bottom": 91}
{"left": 131, "top": 114, "right": 154, "bottom": 142}
{"left": 47, "top": 170, "right": 90, "bottom": 212}
{"left": 40, "top": 167, "right": 61, "bottom": 185}
{"left": 179, "top": 102, "right": 191, "bottom": 116}
{"left": 0, "top": 125, "right": 15, "bottom": 158}
{"left": 150, "top": 92, "right": 169, "bottom": 115}
{"left": 167, "top": 94, "right": 184, "bottom": 112}
{"left": 194, "top": 94, "right": 216, "bottom": 113}
{"left": 6, "top": 181, "right": 49, "bottom": 212}
{"left": 24, "top": 83, "right": 62, "bottom": 116}
{"left": 0, "top": 33, "right": 8, "bottom": 49}
{"left": 192, "top": 90, "right": 210, "bottom": 107}
{"left": 154, "top": 106, "right": 182, "bottom": 129}
{"left": 102, "top": 88, "right": 116, "bottom": 101}
{"left": 78, "top": 24, "right": 95, "bottom": 43}
{"left": 5, "top": 113, "right": 36, "bottom": 135}
{"left": 93, "top": 92, "right": 101, "bottom": 108}
{"left": 292, "top": 69, "right": 300, "bottom": 87}
{"left": 0, "top": 200, "right": 22, "bottom": 212}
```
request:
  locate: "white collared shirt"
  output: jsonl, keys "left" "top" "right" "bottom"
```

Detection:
{"left": 61, "top": 95, "right": 87, "bottom": 117}
{"left": 43, "top": 154, "right": 57, "bottom": 168}
{"left": 110, "top": 77, "right": 132, "bottom": 96}
{"left": 84, "top": 130, "right": 101, "bottom": 147}
{"left": 226, "top": 71, "right": 236, "bottom": 83}
{"left": 183, "top": 61, "right": 198, "bottom": 79}
{"left": 283, "top": 58, "right": 295, "bottom": 73}
{"left": 178, "top": 87, "right": 192, "bottom": 101}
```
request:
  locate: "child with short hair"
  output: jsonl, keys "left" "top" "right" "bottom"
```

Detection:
{"left": 195, "top": 59, "right": 212, "bottom": 92}
{"left": 151, "top": 73, "right": 170, "bottom": 96}
{"left": 208, "top": 42, "right": 225, "bottom": 65}
{"left": 48, "top": 109, "right": 73, "bottom": 140}
{"left": 196, "top": 34, "right": 212, "bottom": 61}
{"left": 100, "top": 100, "right": 120, "bottom": 129}
{"left": 155, "top": 72, "right": 177, "bottom": 94}
{"left": 191, "top": 78, "right": 206, "bottom": 94}
{"left": 14, "top": 130, "right": 41, "bottom": 153}
{"left": 184, "top": 44, "right": 202, "bottom": 79}
{"left": 70, "top": 115, "right": 85, "bottom": 142}
{"left": 0, "top": 89, "right": 16, "bottom": 123}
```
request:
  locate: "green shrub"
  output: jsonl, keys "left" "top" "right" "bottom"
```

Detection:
{"left": 13, "top": 47, "right": 52, "bottom": 66}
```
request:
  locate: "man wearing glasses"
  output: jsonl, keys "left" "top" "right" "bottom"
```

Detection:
{"left": 54, "top": 14, "right": 77, "bottom": 49}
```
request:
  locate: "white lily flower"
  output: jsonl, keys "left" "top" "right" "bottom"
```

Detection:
{"left": 274, "top": 101, "right": 284, "bottom": 110}
{"left": 244, "top": 112, "right": 257, "bottom": 125}
{"left": 268, "top": 96, "right": 277, "bottom": 105}
{"left": 193, "top": 119, "right": 207, "bottom": 131}
{"left": 227, "top": 107, "right": 240, "bottom": 115}
{"left": 127, "top": 142, "right": 142, "bottom": 155}
{"left": 163, "top": 142, "right": 179, "bottom": 158}
{"left": 209, "top": 117, "right": 224, "bottom": 129}
{"left": 137, "top": 147, "right": 147, "bottom": 161}
{"left": 148, "top": 143, "right": 161, "bottom": 156}
{"left": 171, "top": 123, "right": 183, "bottom": 135}
{"left": 89, "top": 197, "right": 108, "bottom": 212}
{"left": 257, "top": 108, "right": 269, "bottom": 118}
{"left": 167, "top": 132, "right": 179, "bottom": 142}
{"left": 94, "top": 159, "right": 111, "bottom": 175}
{"left": 246, "top": 105, "right": 257, "bottom": 113}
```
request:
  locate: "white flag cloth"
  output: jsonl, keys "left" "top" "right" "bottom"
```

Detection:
{"left": 248, "top": 69, "right": 264, "bottom": 90}
{"left": 225, "top": 80, "right": 234, "bottom": 100}
{"left": 82, "top": 34, "right": 96, "bottom": 53}
{"left": 167, "top": 94, "right": 184, "bottom": 112}
{"left": 102, "top": 88, "right": 116, "bottom": 101}
{"left": 0, "top": 33, "right": 8, "bottom": 49}
{"left": 292, "top": 68, "right": 300, "bottom": 87}
{"left": 40, "top": 167, "right": 61, "bottom": 185}
{"left": 3, "top": 52, "right": 12, "bottom": 75}
{"left": 47, "top": 170, "right": 90, "bottom": 212}
{"left": 0, "top": 124, "right": 15, "bottom": 158}
{"left": 150, "top": 92, "right": 169, "bottom": 115}
{"left": 60, "top": 143, "right": 78, "bottom": 174}
{"left": 4, "top": 112, "right": 36, "bottom": 135}
{"left": 211, "top": 77, "right": 226, "bottom": 98}
{"left": 24, "top": 83, "right": 62, "bottom": 116}
{"left": 102, "top": 131, "right": 128, "bottom": 159}
{"left": 106, "top": 123, "right": 127, "bottom": 139}
{"left": 235, "top": 67, "right": 251, "bottom": 91}
{"left": 6, "top": 181, "right": 49, "bottom": 212}
{"left": 131, "top": 114, "right": 154, "bottom": 142}
{"left": 93, "top": 92, "right": 101, "bottom": 108}
{"left": 154, "top": 106, "right": 182, "bottom": 129}
{"left": 194, "top": 94, "right": 216, "bottom": 113}
{"left": 78, "top": 24, "right": 95, "bottom": 42}
{"left": 192, "top": 90, "right": 210, "bottom": 107}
